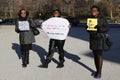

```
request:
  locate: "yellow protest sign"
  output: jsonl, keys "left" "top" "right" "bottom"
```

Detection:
{"left": 87, "top": 18, "right": 98, "bottom": 31}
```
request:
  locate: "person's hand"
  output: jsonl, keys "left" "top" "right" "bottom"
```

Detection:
{"left": 95, "top": 25, "right": 98, "bottom": 29}
{"left": 41, "top": 24, "right": 43, "bottom": 27}
{"left": 95, "top": 25, "right": 101, "bottom": 32}
{"left": 68, "top": 24, "right": 71, "bottom": 28}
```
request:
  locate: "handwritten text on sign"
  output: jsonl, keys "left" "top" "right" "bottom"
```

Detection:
{"left": 18, "top": 21, "right": 30, "bottom": 31}
{"left": 42, "top": 17, "right": 70, "bottom": 40}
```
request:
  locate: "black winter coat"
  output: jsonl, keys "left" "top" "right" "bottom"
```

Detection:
{"left": 88, "top": 16, "right": 109, "bottom": 50}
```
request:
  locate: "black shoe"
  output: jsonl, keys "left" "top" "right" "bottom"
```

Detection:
{"left": 91, "top": 72, "right": 97, "bottom": 76}
{"left": 56, "top": 63, "right": 64, "bottom": 68}
{"left": 26, "top": 60, "right": 29, "bottom": 64}
{"left": 94, "top": 72, "right": 102, "bottom": 79}
{"left": 22, "top": 64, "right": 27, "bottom": 68}
{"left": 39, "top": 63, "right": 48, "bottom": 68}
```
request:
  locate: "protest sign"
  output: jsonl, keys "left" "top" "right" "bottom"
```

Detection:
{"left": 42, "top": 17, "right": 70, "bottom": 40}
{"left": 18, "top": 21, "right": 30, "bottom": 31}
{"left": 87, "top": 18, "right": 98, "bottom": 31}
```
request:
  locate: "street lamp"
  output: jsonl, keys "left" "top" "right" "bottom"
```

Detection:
{"left": 108, "top": 0, "right": 113, "bottom": 20}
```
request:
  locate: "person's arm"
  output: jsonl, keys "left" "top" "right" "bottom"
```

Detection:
{"left": 29, "top": 19, "right": 36, "bottom": 28}
{"left": 97, "top": 17, "right": 109, "bottom": 33}
{"left": 68, "top": 24, "right": 71, "bottom": 28}
{"left": 15, "top": 19, "right": 20, "bottom": 33}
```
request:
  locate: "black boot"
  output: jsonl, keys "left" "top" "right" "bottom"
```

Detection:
{"left": 57, "top": 55, "right": 65, "bottom": 68}
{"left": 94, "top": 72, "right": 102, "bottom": 78}
{"left": 39, "top": 59, "right": 51, "bottom": 68}
{"left": 57, "top": 62, "right": 64, "bottom": 68}
{"left": 57, "top": 60, "right": 65, "bottom": 68}
{"left": 22, "top": 52, "right": 27, "bottom": 68}
{"left": 22, "top": 63, "right": 27, "bottom": 67}
{"left": 22, "top": 51, "right": 27, "bottom": 67}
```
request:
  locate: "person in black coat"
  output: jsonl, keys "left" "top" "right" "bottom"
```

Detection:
{"left": 40, "top": 10, "right": 70, "bottom": 68}
{"left": 15, "top": 9, "right": 36, "bottom": 67}
{"left": 87, "top": 6, "right": 109, "bottom": 78}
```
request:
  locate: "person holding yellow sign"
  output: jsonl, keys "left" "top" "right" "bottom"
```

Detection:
{"left": 87, "top": 6, "right": 109, "bottom": 78}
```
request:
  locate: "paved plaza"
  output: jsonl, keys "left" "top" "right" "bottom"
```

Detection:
{"left": 0, "top": 25, "right": 120, "bottom": 80}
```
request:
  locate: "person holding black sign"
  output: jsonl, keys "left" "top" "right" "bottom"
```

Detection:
{"left": 87, "top": 6, "right": 109, "bottom": 78}
{"left": 15, "top": 9, "right": 37, "bottom": 67}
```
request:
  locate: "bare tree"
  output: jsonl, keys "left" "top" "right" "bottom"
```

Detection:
{"left": 0, "top": 0, "right": 119, "bottom": 19}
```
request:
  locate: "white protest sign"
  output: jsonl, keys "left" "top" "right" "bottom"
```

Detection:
{"left": 42, "top": 17, "right": 70, "bottom": 40}
{"left": 18, "top": 21, "right": 30, "bottom": 31}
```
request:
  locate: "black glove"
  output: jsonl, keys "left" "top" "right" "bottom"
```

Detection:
{"left": 95, "top": 25, "right": 101, "bottom": 32}
{"left": 95, "top": 25, "right": 99, "bottom": 29}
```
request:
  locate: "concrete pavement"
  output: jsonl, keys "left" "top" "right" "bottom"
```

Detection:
{"left": 0, "top": 25, "right": 120, "bottom": 80}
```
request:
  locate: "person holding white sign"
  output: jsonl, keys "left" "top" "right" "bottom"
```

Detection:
{"left": 15, "top": 9, "right": 36, "bottom": 68}
{"left": 40, "top": 10, "right": 70, "bottom": 68}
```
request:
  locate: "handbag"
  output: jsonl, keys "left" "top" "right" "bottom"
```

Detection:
{"left": 102, "top": 34, "right": 112, "bottom": 51}
{"left": 28, "top": 19, "right": 40, "bottom": 36}
{"left": 32, "top": 28, "right": 40, "bottom": 36}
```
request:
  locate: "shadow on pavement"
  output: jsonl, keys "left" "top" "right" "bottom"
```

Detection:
{"left": 32, "top": 44, "right": 61, "bottom": 66}
{"left": 12, "top": 43, "right": 47, "bottom": 64}
{"left": 12, "top": 43, "right": 94, "bottom": 72}
{"left": 12, "top": 43, "right": 22, "bottom": 59}
{"left": 32, "top": 44, "right": 47, "bottom": 64}
{"left": 64, "top": 51, "right": 95, "bottom": 73}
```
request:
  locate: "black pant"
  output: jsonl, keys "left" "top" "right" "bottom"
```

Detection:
{"left": 21, "top": 44, "right": 31, "bottom": 65}
{"left": 21, "top": 50, "right": 29, "bottom": 65}
{"left": 93, "top": 50, "right": 103, "bottom": 73}
{"left": 46, "top": 39, "right": 65, "bottom": 63}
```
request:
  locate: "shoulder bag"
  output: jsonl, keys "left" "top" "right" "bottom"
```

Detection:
{"left": 102, "top": 33, "right": 112, "bottom": 51}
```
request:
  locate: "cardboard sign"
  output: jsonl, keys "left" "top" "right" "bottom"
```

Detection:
{"left": 18, "top": 21, "right": 30, "bottom": 31}
{"left": 87, "top": 18, "right": 98, "bottom": 31}
{"left": 42, "top": 17, "right": 70, "bottom": 40}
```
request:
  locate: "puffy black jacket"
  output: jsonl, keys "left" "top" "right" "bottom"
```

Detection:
{"left": 88, "top": 16, "right": 109, "bottom": 50}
